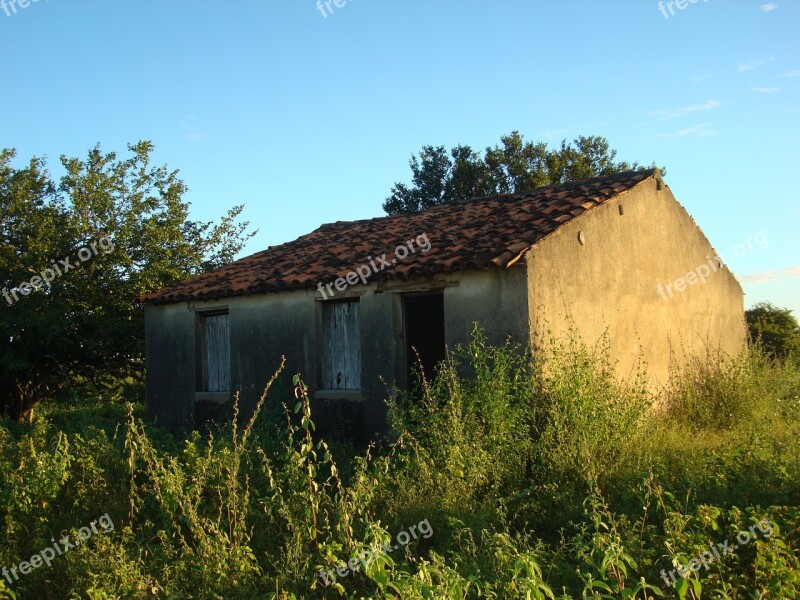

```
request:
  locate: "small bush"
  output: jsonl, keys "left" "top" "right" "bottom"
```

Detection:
{"left": 746, "top": 302, "right": 800, "bottom": 361}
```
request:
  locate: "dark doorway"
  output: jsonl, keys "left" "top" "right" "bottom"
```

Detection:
{"left": 403, "top": 293, "right": 446, "bottom": 389}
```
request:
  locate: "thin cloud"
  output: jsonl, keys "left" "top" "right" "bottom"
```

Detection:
{"left": 182, "top": 114, "right": 202, "bottom": 142}
{"left": 739, "top": 265, "right": 800, "bottom": 285}
{"left": 782, "top": 69, "right": 800, "bottom": 78}
{"left": 657, "top": 124, "right": 719, "bottom": 138}
{"left": 647, "top": 100, "right": 720, "bottom": 119}
{"left": 540, "top": 128, "right": 570, "bottom": 139}
{"left": 761, "top": 3, "right": 779, "bottom": 11}
{"left": 738, "top": 57, "right": 775, "bottom": 73}
{"left": 752, "top": 87, "right": 780, "bottom": 93}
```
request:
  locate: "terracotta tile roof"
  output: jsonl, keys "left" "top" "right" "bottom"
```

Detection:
{"left": 140, "top": 169, "right": 658, "bottom": 305}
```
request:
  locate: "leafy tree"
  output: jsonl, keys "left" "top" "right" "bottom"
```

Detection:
{"left": 381, "top": 145, "right": 492, "bottom": 215}
{"left": 745, "top": 302, "right": 800, "bottom": 360}
{"left": 0, "top": 142, "right": 256, "bottom": 420}
{"left": 383, "top": 132, "right": 660, "bottom": 215}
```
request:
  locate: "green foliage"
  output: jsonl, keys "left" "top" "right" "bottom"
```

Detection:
{"left": 0, "top": 143, "right": 256, "bottom": 419}
{"left": 382, "top": 132, "right": 662, "bottom": 214}
{"left": 746, "top": 302, "right": 800, "bottom": 361}
{"left": 0, "top": 329, "right": 798, "bottom": 598}
{"left": 380, "top": 325, "right": 536, "bottom": 529}
{"left": 530, "top": 326, "right": 652, "bottom": 487}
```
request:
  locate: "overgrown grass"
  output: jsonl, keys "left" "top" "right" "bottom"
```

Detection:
{"left": 0, "top": 328, "right": 798, "bottom": 598}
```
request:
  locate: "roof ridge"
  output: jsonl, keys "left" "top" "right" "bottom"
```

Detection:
{"left": 311, "top": 168, "right": 658, "bottom": 227}
{"left": 465, "top": 167, "right": 658, "bottom": 203}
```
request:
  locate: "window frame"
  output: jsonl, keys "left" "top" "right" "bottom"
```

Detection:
{"left": 197, "top": 309, "right": 231, "bottom": 393}
{"left": 319, "top": 299, "right": 361, "bottom": 391}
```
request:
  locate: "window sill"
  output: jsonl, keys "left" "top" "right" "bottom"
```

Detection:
{"left": 195, "top": 392, "right": 231, "bottom": 405}
{"left": 314, "top": 389, "right": 363, "bottom": 402}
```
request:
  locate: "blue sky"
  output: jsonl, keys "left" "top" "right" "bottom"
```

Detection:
{"left": 1, "top": 0, "right": 798, "bottom": 314}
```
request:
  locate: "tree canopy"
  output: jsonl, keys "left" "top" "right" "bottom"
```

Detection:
{"left": 383, "top": 132, "right": 661, "bottom": 215}
{"left": 745, "top": 302, "right": 800, "bottom": 361}
{"left": 0, "top": 142, "right": 256, "bottom": 419}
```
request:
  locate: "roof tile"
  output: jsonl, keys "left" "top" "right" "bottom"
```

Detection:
{"left": 140, "top": 169, "right": 656, "bottom": 304}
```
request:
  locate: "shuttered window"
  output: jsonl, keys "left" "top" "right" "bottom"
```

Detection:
{"left": 200, "top": 312, "right": 230, "bottom": 392}
{"left": 321, "top": 300, "right": 361, "bottom": 390}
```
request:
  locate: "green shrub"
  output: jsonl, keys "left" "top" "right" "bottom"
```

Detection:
{"left": 746, "top": 302, "right": 800, "bottom": 361}
{"left": 0, "top": 328, "right": 798, "bottom": 598}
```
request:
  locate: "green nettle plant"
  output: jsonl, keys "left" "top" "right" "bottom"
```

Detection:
{"left": 0, "top": 579, "right": 14, "bottom": 599}
{"left": 0, "top": 327, "right": 798, "bottom": 597}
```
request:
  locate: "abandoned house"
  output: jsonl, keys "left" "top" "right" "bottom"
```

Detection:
{"left": 140, "top": 169, "right": 746, "bottom": 440}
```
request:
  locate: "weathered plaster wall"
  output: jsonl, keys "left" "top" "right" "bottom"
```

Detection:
{"left": 526, "top": 176, "right": 747, "bottom": 387}
{"left": 144, "top": 291, "right": 314, "bottom": 435}
{"left": 145, "top": 266, "right": 531, "bottom": 438}
{"left": 230, "top": 290, "right": 315, "bottom": 411}
{"left": 144, "top": 303, "right": 198, "bottom": 433}
{"left": 357, "top": 289, "right": 398, "bottom": 440}
{"left": 443, "top": 267, "right": 529, "bottom": 350}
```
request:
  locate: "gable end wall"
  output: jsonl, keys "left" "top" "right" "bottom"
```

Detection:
{"left": 526, "top": 177, "right": 747, "bottom": 386}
